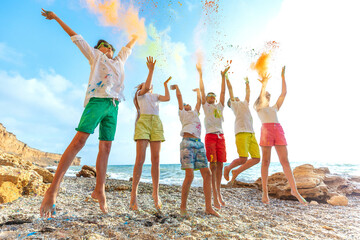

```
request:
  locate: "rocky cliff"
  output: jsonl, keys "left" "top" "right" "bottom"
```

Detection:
{"left": 0, "top": 123, "right": 80, "bottom": 167}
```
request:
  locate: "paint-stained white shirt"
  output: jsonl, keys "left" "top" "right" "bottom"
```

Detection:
{"left": 202, "top": 102, "right": 224, "bottom": 134}
{"left": 71, "top": 35, "right": 132, "bottom": 107}
{"left": 230, "top": 100, "right": 254, "bottom": 134}
{"left": 179, "top": 109, "right": 201, "bottom": 138}
{"left": 257, "top": 105, "right": 279, "bottom": 123}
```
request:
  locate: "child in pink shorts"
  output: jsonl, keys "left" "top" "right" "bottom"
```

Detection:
{"left": 254, "top": 66, "right": 307, "bottom": 205}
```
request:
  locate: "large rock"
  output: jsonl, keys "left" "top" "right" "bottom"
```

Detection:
{"left": 254, "top": 164, "right": 360, "bottom": 203}
{"left": 0, "top": 151, "right": 51, "bottom": 204}
{"left": 0, "top": 181, "right": 21, "bottom": 203}
{"left": 76, "top": 169, "right": 96, "bottom": 178}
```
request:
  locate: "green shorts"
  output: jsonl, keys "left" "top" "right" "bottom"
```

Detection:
{"left": 134, "top": 114, "right": 165, "bottom": 142}
{"left": 76, "top": 97, "right": 119, "bottom": 141}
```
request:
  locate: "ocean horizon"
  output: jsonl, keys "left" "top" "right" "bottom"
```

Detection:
{"left": 61, "top": 162, "right": 360, "bottom": 187}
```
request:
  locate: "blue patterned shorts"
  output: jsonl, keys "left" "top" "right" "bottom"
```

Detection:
{"left": 180, "top": 138, "right": 208, "bottom": 170}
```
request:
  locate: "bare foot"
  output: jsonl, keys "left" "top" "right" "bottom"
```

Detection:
{"left": 224, "top": 166, "right": 230, "bottom": 181}
{"left": 205, "top": 208, "right": 221, "bottom": 217}
{"left": 40, "top": 189, "right": 57, "bottom": 218}
{"left": 219, "top": 195, "right": 226, "bottom": 207}
{"left": 91, "top": 190, "right": 108, "bottom": 214}
{"left": 230, "top": 170, "right": 239, "bottom": 183}
{"left": 262, "top": 192, "right": 270, "bottom": 204}
{"left": 180, "top": 208, "right": 189, "bottom": 218}
{"left": 291, "top": 190, "right": 308, "bottom": 205}
{"left": 213, "top": 197, "right": 221, "bottom": 210}
{"left": 153, "top": 193, "right": 162, "bottom": 210}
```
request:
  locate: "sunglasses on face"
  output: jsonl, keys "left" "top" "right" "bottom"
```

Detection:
{"left": 97, "top": 42, "right": 115, "bottom": 52}
{"left": 207, "top": 94, "right": 216, "bottom": 98}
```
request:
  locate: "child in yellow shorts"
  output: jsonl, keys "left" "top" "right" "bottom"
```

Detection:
{"left": 130, "top": 56, "right": 171, "bottom": 211}
{"left": 223, "top": 75, "right": 261, "bottom": 183}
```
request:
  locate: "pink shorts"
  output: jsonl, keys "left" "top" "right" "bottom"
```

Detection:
{"left": 260, "top": 123, "right": 287, "bottom": 146}
{"left": 205, "top": 133, "right": 227, "bottom": 163}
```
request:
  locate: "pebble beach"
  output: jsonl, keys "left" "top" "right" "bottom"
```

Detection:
{"left": 1, "top": 177, "right": 360, "bottom": 239}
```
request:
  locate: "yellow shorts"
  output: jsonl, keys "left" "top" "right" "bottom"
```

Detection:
{"left": 235, "top": 132, "right": 260, "bottom": 159}
{"left": 134, "top": 114, "right": 165, "bottom": 142}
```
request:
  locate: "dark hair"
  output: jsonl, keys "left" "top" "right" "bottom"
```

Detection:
{"left": 94, "top": 39, "right": 115, "bottom": 51}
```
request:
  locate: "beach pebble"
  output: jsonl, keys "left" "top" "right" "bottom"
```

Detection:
{"left": 310, "top": 201, "right": 319, "bottom": 205}
{"left": 327, "top": 195, "right": 348, "bottom": 206}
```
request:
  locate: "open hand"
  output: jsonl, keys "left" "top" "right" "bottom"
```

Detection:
{"left": 221, "top": 66, "right": 230, "bottom": 77}
{"left": 164, "top": 76, "right": 172, "bottom": 86}
{"left": 146, "top": 56, "right": 156, "bottom": 71}
{"left": 41, "top": 8, "right": 57, "bottom": 20}
{"left": 258, "top": 73, "right": 271, "bottom": 85}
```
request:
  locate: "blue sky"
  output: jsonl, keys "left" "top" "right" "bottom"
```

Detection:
{"left": 1, "top": 0, "right": 359, "bottom": 166}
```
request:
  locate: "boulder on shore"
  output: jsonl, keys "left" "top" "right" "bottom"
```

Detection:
{"left": 226, "top": 164, "right": 359, "bottom": 205}
{"left": 252, "top": 164, "right": 360, "bottom": 204}
{"left": 0, "top": 150, "right": 53, "bottom": 204}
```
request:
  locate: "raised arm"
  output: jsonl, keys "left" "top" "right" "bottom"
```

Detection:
{"left": 220, "top": 66, "right": 230, "bottom": 106}
{"left": 257, "top": 72, "right": 271, "bottom": 110}
{"left": 196, "top": 64, "right": 206, "bottom": 104}
{"left": 193, "top": 88, "right": 201, "bottom": 112}
{"left": 275, "top": 66, "right": 287, "bottom": 110}
{"left": 158, "top": 77, "right": 172, "bottom": 102}
{"left": 170, "top": 84, "right": 184, "bottom": 110}
{"left": 225, "top": 74, "right": 235, "bottom": 101}
{"left": 126, "top": 35, "right": 138, "bottom": 49}
{"left": 138, "top": 56, "right": 156, "bottom": 96}
{"left": 41, "top": 9, "right": 77, "bottom": 37}
{"left": 244, "top": 77, "right": 250, "bottom": 103}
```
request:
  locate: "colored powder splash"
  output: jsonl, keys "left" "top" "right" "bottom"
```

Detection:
{"left": 84, "top": 0, "right": 147, "bottom": 44}
{"left": 202, "top": 0, "right": 220, "bottom": 16}
{"left": 250, "top": 41, "right": 280, "bottom": 77}
{"left": 138, "top": 24, "right": 187, "bottom": 79}
{"left": 250, "top": 52, "right": 271, "bottom": 77}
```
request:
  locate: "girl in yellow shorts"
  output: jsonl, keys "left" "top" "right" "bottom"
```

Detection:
{"left": 130, "top": 56, "right": 171, "bottom": 210}
{"left": 223, "top": 74, "right": 261, "bottom": 183}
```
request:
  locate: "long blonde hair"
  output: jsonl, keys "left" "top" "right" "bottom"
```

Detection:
{"left": 134, "top": 83, "right": 144, "bottom": 124}
{"left": 253, "top": 91, "right": 271, "bottom": 111}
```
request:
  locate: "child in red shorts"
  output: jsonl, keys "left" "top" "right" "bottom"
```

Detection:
{"left": 197, "top": 63, "right": 230, "bottom": 210}
{"left": 254, "top": 66, "right": 307, "bottom": 205}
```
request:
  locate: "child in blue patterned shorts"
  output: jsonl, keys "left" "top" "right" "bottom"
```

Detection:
{"left": 170, "top": 84, "right": 220, "bottom": 218}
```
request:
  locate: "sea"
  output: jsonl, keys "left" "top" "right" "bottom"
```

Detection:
{"left": 62, "top": 162, "right": 360, "bottom": 187}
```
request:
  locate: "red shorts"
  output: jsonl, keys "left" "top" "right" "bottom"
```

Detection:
{"left": 260, "top": 123, "right": 287, "bottom": 146}
{"left": 205, "top": 133, "right": 227, "bottom": 163}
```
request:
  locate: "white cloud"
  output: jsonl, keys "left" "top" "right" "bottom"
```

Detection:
{"left": 0, "top": 69, "right": 84, "bottom": 154}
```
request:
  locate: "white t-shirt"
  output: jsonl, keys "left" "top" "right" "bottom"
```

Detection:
{"left": 257, "top": 105, "right": 279, "bottom": 123}
{"left": 71, "top": 35, "right": 132, "bottom": 107}
{"left": 179, "top": 109, "right": 201, "bottom": 139}
{"left": 202, "top": 102, "right": 224, "bottom": 134}
{"left": 230, "top": 100, "right": 254, "bottom": 134}
{"left": 137, "top": 92, "right": 160, "bottom": 115}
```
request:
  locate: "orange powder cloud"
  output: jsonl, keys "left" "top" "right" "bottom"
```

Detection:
{"left": 85, "top": 0, "right": 147, "bottom": 44}
{"left": 251, "top": 51, "right": 271, "bottom": 77}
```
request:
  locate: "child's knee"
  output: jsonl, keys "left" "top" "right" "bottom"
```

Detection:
{"left": 253, "top": 158, "right": 261, "bottom": 164}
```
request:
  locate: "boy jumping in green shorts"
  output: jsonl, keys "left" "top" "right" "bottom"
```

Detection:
{"left": 40, "top": 9, "right": 137, "bottom": 217}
